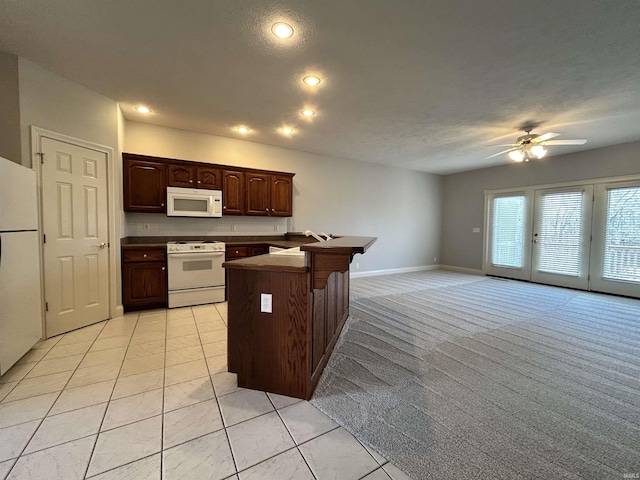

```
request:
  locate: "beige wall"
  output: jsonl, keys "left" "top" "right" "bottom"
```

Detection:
{"left": 124, "top": 121, "right": 442, "bottom": 274}
{"left": 0, "top": 52, "right": 22, "bottom": 164}
{"left": 441, "top": 141, "right": 640, "bottom": 270}
{"left": 18, "top": 59, "right": 118, "bottom": 168}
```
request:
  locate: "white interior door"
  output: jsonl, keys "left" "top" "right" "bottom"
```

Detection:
{"left": 531, "top": 186, "right": 593, "bottom": 290}
{"left": 41, "top": 137, "right": 110, "bottom": 336}
{"left": 590, "top": 181, "right": 640, "bottom": 298}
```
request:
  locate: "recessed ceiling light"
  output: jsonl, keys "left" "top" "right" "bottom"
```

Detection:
{"left": 272, "top": 22, "right": 294, "bottom": 39}
{"left": 281, "top": 127, "right": 293, "bottom": 135}
{"left": 301, "top": 109, "right": 315, "bottom": 117}
{"left": 303, "top": 76, "right": 321, "bottom": 87}
{"left": 237, "top": 127, "right": 250, "bottom": 134}
{"left": 135, "top": 106, "right": 151, "bottom": 114}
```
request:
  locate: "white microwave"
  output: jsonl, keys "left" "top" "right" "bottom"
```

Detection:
{"left": 166, "top": 187, "right": 223, "bottom": 217}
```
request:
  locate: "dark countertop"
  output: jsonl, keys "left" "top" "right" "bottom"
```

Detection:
{"left": 222, "top": 254, "right": 307, "bottom": 273}
{"left": 121, "top": 233, "right": 317, "bottom": 249}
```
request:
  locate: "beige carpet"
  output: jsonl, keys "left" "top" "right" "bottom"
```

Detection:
{"left": 311, "top": 271, "right": 640, "bottom": 480}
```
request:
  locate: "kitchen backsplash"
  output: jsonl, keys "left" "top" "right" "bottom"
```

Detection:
{"left": 125, "top": 213, "right": 290, "bottom": 237}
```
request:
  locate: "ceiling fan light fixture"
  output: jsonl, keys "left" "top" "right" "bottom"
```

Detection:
{"left": 509, "top": 150, "right": 525, "bottom": 162}
{"left": 530, "top": 145, "right": 547, "bottom": 159}
{"left": 135, "top": 106, "right": 151, "bottom": 114}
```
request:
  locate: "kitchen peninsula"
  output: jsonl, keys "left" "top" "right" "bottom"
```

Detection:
{"left": 223, "top": 236, "right": 376, "bottom": 400}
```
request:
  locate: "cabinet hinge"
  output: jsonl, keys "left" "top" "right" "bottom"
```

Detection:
{"left": 36, "top": 152, "right": 44, "bottom": 164}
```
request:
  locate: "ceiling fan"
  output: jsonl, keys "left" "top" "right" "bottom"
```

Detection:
{"left": 488, "top": 127, "right": 587, "bottom": 162}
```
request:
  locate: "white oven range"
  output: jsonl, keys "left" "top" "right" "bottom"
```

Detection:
{"left": 167, "top": 241, "right": 226, "bottom": 308}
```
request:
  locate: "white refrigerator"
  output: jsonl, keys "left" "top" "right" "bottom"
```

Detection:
{"left": 0, "top": 156, "right": 43, "bottom": 376}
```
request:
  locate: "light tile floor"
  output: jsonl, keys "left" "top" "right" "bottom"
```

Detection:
{"left": 0, "top": 303, "right": 411, "bottom": 480}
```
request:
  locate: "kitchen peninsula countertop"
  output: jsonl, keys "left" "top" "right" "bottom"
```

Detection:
{"left": 222, "top": 236, "right": 377, "bottom": 273}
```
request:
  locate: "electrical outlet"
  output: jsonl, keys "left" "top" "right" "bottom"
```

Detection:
{"left": 231, "top": 224, "right": 236, "bottom": 232}
{"left": 143, "top": 223, "right": 151, "bottom": 231}
{"left": 261, "top": 293, "right": 272, "bottom": 313}
{"left": 472, "top": 227, "right": 480, "bottom": 233}
{"left": 274, "top": 225, "right": 280, "bottom": 232}
{"left": 355, "top": 263, "right": 360, "bottom": 269}
{"left": 434, "top": 257, "right": 437, "bottom": 263}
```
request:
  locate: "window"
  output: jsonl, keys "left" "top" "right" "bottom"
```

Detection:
{"left": 603, "top": 185, "right": 640, "bottom": 283}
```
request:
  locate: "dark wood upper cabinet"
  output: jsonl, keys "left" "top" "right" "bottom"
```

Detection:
{"left": 271, "top": 175, "right": 293, "bottom": 217}
{"left": 223, "top": 170, "right": 245, "bottom": 215}
{"left": 123, "top": 156, "right": 166, "bottom": 213}
{"left": 246, "top": 173, "right": 270, "bottom": 216}
{"left": 167, "top": 164, "right": 195, "bottom": 188}
{"left": 123, "top": 153, "right": 292, "bottom": 217}
{"left": 196, "top": 167, "right": 222, "bottom": 190}
{"left": 246, "top": 172, "right": 294, "bottom": 217}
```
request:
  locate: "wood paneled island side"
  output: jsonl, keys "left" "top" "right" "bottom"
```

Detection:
{"left": 223, "top": 236, "right": 376, "bottom": 400}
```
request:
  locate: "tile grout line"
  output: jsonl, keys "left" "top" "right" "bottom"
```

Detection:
{"left": 81, "top": 311, "right": 141, "bottom": 479}
{"left": 193, "top": 304, "right": 240, "bottom": 476}
{"left": 158, "top": 307, "right": 171, "bottom": 480}
{"left": 270, "top": 396, "right": 319, "bottom": 480}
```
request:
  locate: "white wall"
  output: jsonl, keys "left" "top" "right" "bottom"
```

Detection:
{"left": 124, "top": 121, "right": 442, "bottom": 274}
{"left": 441, "top": 141, "right": 640, "bottom": 270}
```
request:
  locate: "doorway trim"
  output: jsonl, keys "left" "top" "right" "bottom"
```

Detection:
{"left": 31, "top": 126, "right": 122, "bottom": 337}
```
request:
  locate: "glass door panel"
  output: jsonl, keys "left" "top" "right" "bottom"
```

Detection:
{"left": 590, "top": 182, "right": 640, "bottom": 298}
{"left": 484, "top": 192, "right": 532, "bottom": 280}
{"left": 531, "top": 186, "right": 593, "bottom": 289}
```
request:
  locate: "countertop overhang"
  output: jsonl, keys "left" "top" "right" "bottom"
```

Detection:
{"left": 222, "top": 236, "right": 377, "bottom": 274}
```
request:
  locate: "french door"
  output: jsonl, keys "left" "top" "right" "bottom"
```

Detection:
{"left": 485, "top": 179, "right": 640, "bottom": 298}
{"left": 531, "top": 186, "right": 593, "bottom": 289}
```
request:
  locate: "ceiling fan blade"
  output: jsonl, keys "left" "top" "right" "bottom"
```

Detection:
{"left": 543, "top": 139, "right": 587, "bottom": 145}
{"left": 537, "top": 132, "right": 561, "bottom": 142}
{"left": 487, "top": 147, "right": 519, "bottom": 159}
{"left": 487, "top": 144, "right": 519, "bottom": 147}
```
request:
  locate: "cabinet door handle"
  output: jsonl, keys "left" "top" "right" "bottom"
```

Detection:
{"left": 161, "top": 266, "right": 166, "bottom": 271}
{"left": 143, "top": 254, "right": 147, "bottom": 258}
{"left": 189, "top": 179, "right": 193, "bottom": 183}
{"left": 223, "top": 206, "right": 227, "bottom": 209}
{"left": 271, "top": 208, "right": 275, "bottom": 212}
{"left": 197, "top": 180, "right": 202, "bottom": 183}
{"left": 161, "top": 203, "right": 165, "bottom": 207}
{"left": 266, "top": 208, "right": 269, "bottom": 211}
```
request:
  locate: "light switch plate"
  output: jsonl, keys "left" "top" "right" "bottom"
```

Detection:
{"left": 261, "top": 293, "right": 272, "bottom": 313}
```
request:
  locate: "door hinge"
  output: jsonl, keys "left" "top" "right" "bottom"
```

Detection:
{"left": 36, "top": 152, "right": 44, "bottom": 164}
{"left": 45, "top": 302, "right": 48, "bottom": 312}
{"left": 43, "top": 234, "right": 46, "bottom": 244}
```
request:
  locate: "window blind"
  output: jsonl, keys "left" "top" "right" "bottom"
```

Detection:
{"left": 491, "top": 195, "right": 525, "bottom": 268}
{"left": 603, "top": 186, "right": 640, "bottom": 283}
{"left": 537, "top": 191, "right": 583, "bottom": 276}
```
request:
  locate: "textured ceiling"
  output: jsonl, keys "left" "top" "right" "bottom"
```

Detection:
{"left": 1, "top": 1, "right": 639, "bottom": 174}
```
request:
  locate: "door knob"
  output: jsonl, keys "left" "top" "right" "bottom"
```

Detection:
{"left": 98, "top": 242, "right": 108, "bottom": 249}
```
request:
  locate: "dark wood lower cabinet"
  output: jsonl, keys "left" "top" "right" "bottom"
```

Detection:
{"left": 122, "top": 246, "right": 167, "bottom": 312}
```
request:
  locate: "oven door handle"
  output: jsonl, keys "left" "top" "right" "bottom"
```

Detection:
{"left": 168, "top": 251, "right": 225, "bottom": 258}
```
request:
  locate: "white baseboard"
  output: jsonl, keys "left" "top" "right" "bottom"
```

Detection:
{"left": 112, "top": 304, "right": 124, "bottom": 318}
{"left": 350, "top": 264, "right": 439, "bottom": 278}
{"left": 439, "top": 265, "right": 484, "bottom": 275}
